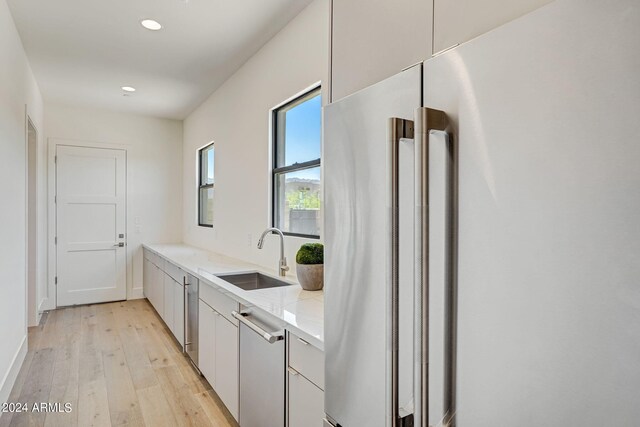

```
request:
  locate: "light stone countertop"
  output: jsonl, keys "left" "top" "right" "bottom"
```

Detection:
{"left": 142, "top": 243, "right": 324, "bottom": 350}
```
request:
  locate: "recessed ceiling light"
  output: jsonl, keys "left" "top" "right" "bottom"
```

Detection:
{"left": 121, "top": 86, "right": 136, "bottom": 92}
{"left": 141, "top": 19, "right": 162, "bottom": 31}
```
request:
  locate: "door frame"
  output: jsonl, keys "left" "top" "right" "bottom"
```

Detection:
{"left": 25, "top": 113, "right": 40, "bottom": 326}
{"left": 47, "top": 138, "right": 130, "bottom": 308}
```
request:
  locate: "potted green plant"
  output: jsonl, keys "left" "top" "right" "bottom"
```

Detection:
{"left": 295, "top": 243, "right": 324, "bottom": 291}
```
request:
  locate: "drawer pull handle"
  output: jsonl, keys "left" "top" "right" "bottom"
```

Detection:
{"left": 297, "top": 337, "right": 310, "bottom": 346}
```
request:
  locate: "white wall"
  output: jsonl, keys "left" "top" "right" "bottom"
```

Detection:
{"left": 45, "top": 104, "right": 183, "bottom": 303}
{"left": 0, "top": 0, "right": 44, "bottom": 406}
{"left": 183, "top": 0, "right": 330, "bottom": 275}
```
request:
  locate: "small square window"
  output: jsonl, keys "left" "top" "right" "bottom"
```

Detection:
{"left": 198, "top": 143, "right": 214, "bottom": 227}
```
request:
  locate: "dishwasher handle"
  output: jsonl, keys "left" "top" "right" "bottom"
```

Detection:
{"left": 232, "top": 311, "right": 284, "bottom": 344}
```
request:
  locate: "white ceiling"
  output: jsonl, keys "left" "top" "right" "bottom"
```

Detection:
{"left": 8, "top": 0, "right": 313, "bottom": 119}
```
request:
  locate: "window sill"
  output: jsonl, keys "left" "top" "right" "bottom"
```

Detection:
{"left": 282, "top": 232, "right": 320, "bottom": 239}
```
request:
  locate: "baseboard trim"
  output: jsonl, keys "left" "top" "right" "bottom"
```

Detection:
{"left": 128, "top": 287, "right": 144, "bottom": 300}
{"left": 0, "top": 335, "right": 28, "bottom": 409}
{"left": 39, "top": 296, "right": 55, "bottom": 311}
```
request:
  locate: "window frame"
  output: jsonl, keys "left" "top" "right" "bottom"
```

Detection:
{"left": 198, "top": 142, "right": 215, "bottom": 228}
{"left": 271, "top": 85, "right": 322, "bottom": 239}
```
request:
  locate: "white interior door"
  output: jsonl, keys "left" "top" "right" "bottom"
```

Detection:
{"left": 56, "top": 145, "right": 126, "bottom": 306}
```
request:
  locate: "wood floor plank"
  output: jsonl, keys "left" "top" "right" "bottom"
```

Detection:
{"left": 194, "top": 390, "right": 237, "bottom": 427}
{"left": 9, "top": 347, "right": 56, "bottom": 427}
{"left": 172, "top": 352, "right": 212, "bottom": 395}
{"left": 0, "top": 348, "right": 34, "bottom": 427}
{"left": 132, "top": 310, "right": 175, "bottom": 369}
{"left": 36, "top": 309, "right": 61, "bottom": 351}
{"left": 3, "top": 299, "right": 235, "bottom": 427}
{"left": 77, "top": 305, "right": 111, "bottom": 427}
{"left": 102, "top": 347, "right": 144, "bottom": 427}
{"left": 111, "top": 302, "right": 158, "bottom": 391}
{"left": 0, "top": 313, "right": 50, "bottom": 427}
{"left": 154, "top": 366, "right": 212, "bottom": 427}
{"left": 136, "top": 385, "right": 178, "bottom": 427}
{"left": 44, "top": 307, "right": 81, "bottom": 427}
{"left": 96, "top": 304, "right": 121, "bottom": 354}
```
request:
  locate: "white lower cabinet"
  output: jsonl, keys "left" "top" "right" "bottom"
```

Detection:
{"left": 198, "top": 298, "right": 239, "bottom": 421}
{"left": 143, "top": 256, "right": 150, "bottom": 299}
{"left": 199, "top": 300, "right": 217, "bottom": 385}
{"left": 144, "top": 250, "right": 325, "bottom": 426}
{"left": 215, "top": 314, "right": 239, "bottom": 420}
{"left": 143, "top": 251, "right": 185, "bottom": 349}
{"left": 152, "top": 263, "right": 164, "bottom": 315}
{"left": 288, "top": 368, "right": 324, "bottom": 427}
{"left": 288, "top": 332, "right": 325, "bottom": 427}
{"left": 173, "top": 279, "right": 184, "bottom": 346}
{"left": 163, "top": 272, "right": 174, "bottom": 328}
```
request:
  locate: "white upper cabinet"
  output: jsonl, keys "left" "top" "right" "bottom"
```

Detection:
{"left": 330, "top": 0, "right": 432, "bottom": 102}
{"left": 432, "top": 0, "right": 552, "bottom": 53}
{"left": 330, "top": 0, "right": 553, "bottom": 101}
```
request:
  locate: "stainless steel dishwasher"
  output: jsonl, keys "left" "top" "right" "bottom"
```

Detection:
{"left": 233, "top": 306, "right": 285, "bottom": 427}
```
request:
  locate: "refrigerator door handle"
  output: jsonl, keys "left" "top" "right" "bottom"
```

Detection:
{"left": 388, "top": 117, "right": 415, "bottom": 427}
{"left": 413, "top": 107, "right": 450, "bottom": 427}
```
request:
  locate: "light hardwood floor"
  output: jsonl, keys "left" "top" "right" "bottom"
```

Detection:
{"left": 0, "top": 299, "right": 237, "bottom": 427}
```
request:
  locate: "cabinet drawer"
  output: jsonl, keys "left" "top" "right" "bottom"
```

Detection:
{"left": 289, "top": 332, "right": 324, "bottom": 390}
{"left": 155, "top": 254, "right": 165, "bottom": 271}
{"left": 288, "top": 368, "right": 324, "bottom": 427}
{"left": 146, "top": 250, "right": 156, "bottom": 265}
{"left": 199, "top": 283, "right": 238, "bottom": 325}
{"left": 164, "top": 260, "right": 184, "bottom": 285}
{"left": 148, "top": 252, "right": 165, "bottom": 270}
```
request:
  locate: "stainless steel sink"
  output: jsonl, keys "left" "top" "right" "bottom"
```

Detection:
{"left": 216, "top": 272, "right": 294, "bottom": 291}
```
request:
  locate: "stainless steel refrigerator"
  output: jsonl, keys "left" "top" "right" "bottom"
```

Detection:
{"left": 323, "top": 0, "right": 640, "bottom": 426}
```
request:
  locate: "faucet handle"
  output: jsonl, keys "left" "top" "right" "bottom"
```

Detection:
{"left": 280, "top": 257, "right": 290, "bottom": 274}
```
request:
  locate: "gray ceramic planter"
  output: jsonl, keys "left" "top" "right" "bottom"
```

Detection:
{"left": 296, "top": 263, "right": 324, "bottom": 291}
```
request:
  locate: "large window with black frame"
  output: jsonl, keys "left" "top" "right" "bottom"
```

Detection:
{"left": 198, "top": 142, "right": 214, "bottom": 227}
{"left": 272, "top": 86, "right": 321, "bottom": 238}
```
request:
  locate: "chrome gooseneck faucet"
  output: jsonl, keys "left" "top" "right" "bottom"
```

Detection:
{"left": 257, "top": 227, "right": 289, "bottom": 277}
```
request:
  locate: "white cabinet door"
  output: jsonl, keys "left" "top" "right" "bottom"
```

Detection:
{"left": 433, "top": 0, "right": 551, "bottom": 53}
{"left": 153, "top": 264, "right": 164, "bottom": 315}
{"left": 198, "top": 300, "right": 216, "bottom": 387}
{"left": 163, "top": 272, "right": 174, "bottom": 330}
{"left": 143, "top": 257, "right": 150, "bottom": 300}
{"left": 215, "top": 314, "right": 239, "bottom": 421}
{"left": 173, "top": 279, "right": 184, "bottom": 347}
{"left": 288, "top": 368, "right": 324, "bottom": 427}
{"left": 331, "top": 0, "right": 431, "bottom": 101}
